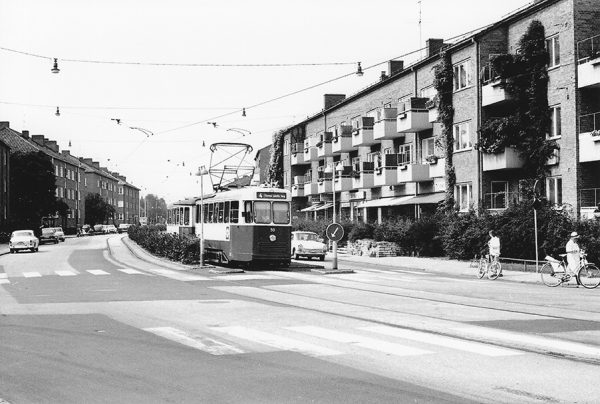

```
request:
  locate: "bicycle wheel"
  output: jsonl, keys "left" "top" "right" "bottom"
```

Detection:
{"left": 540, "top": 262, "right": 562, "bottom": 287}
{"left": 577, "top": 264, "right": 600, "bottom": 289}
{"left": 476, "top": 258, "right": 487, "bottom": 279}
{"left": 487, "top": 261, "right": 501, "bottom": 280}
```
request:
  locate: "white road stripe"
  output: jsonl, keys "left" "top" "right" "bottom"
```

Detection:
{"left": 87, "top": 270, "right": 110, "bottom": 276}
{"left": 0, "top": 273, "right": 7, "bottom": 279}
{"left": 116, "top": 268, "right": 143, "bottom": 275}
{"left": 454, "top": 326, "right": 600, "bottom": 357}
{"left": 144, "top": 327, "right": 244, "bottom": 355}
{"left": 361, "top": 326, "right": 523, "bottom": 357}
{"left": 55, "top": 270, "right": 77, "bottom": 277}
{"left": 0, "top": 279, "right": 10, "bottom": 284}
{"left": 23, "top": 272, "right": 42, "bottom": 278}
{"left": 213, "top": 326, "right": 341, "bottom": 357}
{"left": 288, "top": 326, "right": 433, "bottom": 357}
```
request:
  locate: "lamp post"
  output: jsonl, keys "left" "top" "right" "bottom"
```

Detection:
{"left": 324, "top": 161, "right": 344, "bottom": 270}
{"left": 532, "top": 180, "right": 540, "bottom": 272}
{"left": 196, "top": 165, "right": 209, "bottom": 267}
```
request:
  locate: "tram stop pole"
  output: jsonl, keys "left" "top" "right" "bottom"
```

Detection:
{"left": 196, "top": 166, "right": 208, "bottom": 267}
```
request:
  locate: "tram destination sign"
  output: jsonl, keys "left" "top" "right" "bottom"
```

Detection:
{"left": 256, "top": 191, "right": 287, "bottom": 199}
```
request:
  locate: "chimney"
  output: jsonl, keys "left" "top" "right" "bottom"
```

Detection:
{"left": 81, "top": 158, "right": 94, "bottom": 166}
{"left": 426, "top": 38, "right": 445, "bottom": 57}
{"left": 388, "top": 60, "right": 404, "bottom": 76}
{"left": 21, "top": 130, "right": 30, "bottom": 139}
{"left": 45, "top": 140, "right": 59, "bottom": 152}
{"left": 380, "top": 71, "right": 388, "bottom": 81}
{"left": 32, "top": 135, "right": 45, "bottom": 146}
{"left": 61, "top": 150, "right": 71, "bottom": 157}
{"left": 0, "top": 122, "right": 9, "bottom": 130}
{"left": 324, "top": 94, "right": 346, "bottom": 110}
{"left": 92, "top": 161, "right": 100, "bottom": 169}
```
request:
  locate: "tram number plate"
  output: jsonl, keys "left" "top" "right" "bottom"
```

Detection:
{"left": 256, "top": 192, "right": 287, "bottom": 199}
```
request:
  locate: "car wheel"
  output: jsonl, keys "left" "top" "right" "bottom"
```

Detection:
{"left": 55, "top": 239, "right": 59, "bottom": 244}
{"left": 319, "top": 255, "right": 325, "bottom": 261}
{"left": 34, "top": 247, "right": 39, "bottom": 252}
{"left": 10, "top": 249, "right": 14, "bottom": 254}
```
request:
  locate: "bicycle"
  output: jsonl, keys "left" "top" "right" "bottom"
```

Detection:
{"left": 540, "top": 251, "right": 600, "bottom": 289}
{"left": 476, "top": 254, "right": 501, "bottom": 280}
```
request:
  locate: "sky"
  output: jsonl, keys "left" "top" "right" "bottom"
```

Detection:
{"left": 0, "top": 0, "right": 531, "bottom": 202}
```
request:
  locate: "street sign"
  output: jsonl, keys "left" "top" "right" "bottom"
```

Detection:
{"left": 326, "top": 223, "right": 344, "bottom": 242}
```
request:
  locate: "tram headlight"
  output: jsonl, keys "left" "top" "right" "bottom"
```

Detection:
{"left": 269, "top": 234, "right": 276, "bottom": 242}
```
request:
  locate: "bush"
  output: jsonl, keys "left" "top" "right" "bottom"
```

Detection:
{"left": 439, "top": 211, "right": 490, "bottom": 260}
{"left": 348, "top": 221, "right": 375, "bottom": 242}
{"left": 127, "top": 225, "right": 199, "bottom": 264}
{"left": 406, "top": 216, "right": 444, "bottom": 257}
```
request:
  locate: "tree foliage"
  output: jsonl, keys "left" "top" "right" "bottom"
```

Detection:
{"left": 266, "top": 130, "right": 284, "bottom": 187}
{"left": 9, "top": 151, "right": 57, "bottom": 230}
{"left": 140, "top": 193, "right": 167, "bottom": 224}
{"left": 85, "top": 193, "right": 116, "bottom": 225}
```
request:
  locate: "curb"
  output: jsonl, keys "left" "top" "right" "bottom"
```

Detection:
{"left": 311, "top": 268, "right": 355, "bottom": 275}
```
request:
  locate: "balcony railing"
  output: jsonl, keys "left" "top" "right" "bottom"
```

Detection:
{"left": 577, "top": 34, "right": 600, "bottom": 88}
{"left": 580, "top": 188, "right": 600, "bottom": 208}
{"left": 480, "top": 63, "right": 500, "bottom": 85}
{"left": 577, "top": 34, "right": 600, "bottom": 64}
{"left": 483, "top": 192, "right": 521, "bottom": 210}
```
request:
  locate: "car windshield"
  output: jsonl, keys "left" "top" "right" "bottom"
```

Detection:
{"left": 42, "top": 228, "right": 55, "bottom": 234}
{"left": 13, "top": 231, "right": 33, "bottom": 237}
{"left": 296, "top": 232, "right": 319, "bottom": 242}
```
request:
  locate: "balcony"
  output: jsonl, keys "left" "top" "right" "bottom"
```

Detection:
{"left": 317, "top": 178, "right": 332, "bottom": 193}
{"left": 317, "top": 132, "right": 333, "bottom": 158}
{"left": 579, "top": 112, "right": 600, "bottom": 162}
{"left": 304, "top": 182, "right": 318, "bottom": 196}
{"left": 483, "top": 192, "right": 521, "bottom": 211}
{"left": 373, "top": 154, "right": 399, "bottom": 187}
{"left": 481, "top": 64, "right": 512, "bottom": 106}
{"left": 352, "top": 117, "right": 376, "bottom": 147}
{"left": 373, "top": 107, "right": 398, "bottom": 140}
{"left": 332, "top": 125, "right": 353, "bottom": 154}
{"left": 397, "top": 163, "right": 430, "bottom": 183}
{"left": 396, "top": 97, "right": 433, "bottom": 133}
{"left": 482, "top": 147, "right": 525, "bottom": 171}
{"left": 428, "top": 157, "right": 446, "bottom": 178}
{"left": 291, "top": 143, "right": 308, "bottom": 165}
{"left": 577, "top": 34, "right": 600, "bottom": 88}
{"left": 333, "top": 166, "right": 353, "bottom": 192}
{"left": 303, "top": 137, "right": 318, "bottom": 161}
{"left": 351, "top": 161, "right": 374, "bottom": 189}
{"left": 291, "top": 183, "right": 304, "bottom": 197}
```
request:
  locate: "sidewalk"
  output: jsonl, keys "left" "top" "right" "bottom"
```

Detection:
{"left": 0, "top": 243, "right": 9, "bottom": 256}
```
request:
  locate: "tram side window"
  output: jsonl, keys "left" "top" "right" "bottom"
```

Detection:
{"left": 208, "top": 203, "right": 214, "bottom": 223}
{"left": 254, "top": 201, "right": 271, "bottom": 224}
{"left": 272, "top": 202, "right": 290, "bottom": 224}
{"left": 196, "top": 205, "right": 200, "bottom": 223}
{"left": 224, "top": 201, "right": 230, "bottom": 223}
{"left": 218, "top": 202, "right": 224, "bottom": 223}
{"left": 244, "top": 201, "right": 253, "bottom": 223}
{"left": 184, "top": 207, "right": 190, "bottom": 225}
{"left": 230, "top": 201, "right": 239, "bottom": 223}
{"left": 203, "top": 204, "right": 208, "bottom": 223}
{"left": 214, "top": 203, "right": 220, "bottom": 223}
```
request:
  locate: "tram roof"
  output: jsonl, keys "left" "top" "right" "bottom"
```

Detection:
{"left": 194, "top": 185, "right": 290, "bottom": 203}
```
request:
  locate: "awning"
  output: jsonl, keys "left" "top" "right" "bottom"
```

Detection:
{"left": 356, "top": 196, "right": 414, "bottom": 208}
{"left": 300, "top": 203, "right": 333, "bottom": 212}
{"left": 394, "top": 192, "right": 446, "bottom": 206}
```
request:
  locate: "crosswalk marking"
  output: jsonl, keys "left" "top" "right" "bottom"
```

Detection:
{"left": 23, "top": 272, "right": 42, "bottom": 278}
{"left": 287, "top": 326, "right": 433, "bottom": 356}
{"left": 0, "top": 279, "right": 9, "bottom": 284}
{"left": 361, "top": 325, "right": 523, "bottom": 357}
{"left": 87, "top": 270, "right": 110, "bottom": 276}
{"left": 55, "top": 270, "right": 77, "bottom": 276}
{"left": 117, "top": 268, "right": 144, "bottom": 275}
{"left": 144, "top": 327, "right": 245, "bottom": 355}
{"left": 0, "top": 273, "right": 7, "bottom": 279}
{"left": 212, "top": 326, "right": 341, "bottom": 357}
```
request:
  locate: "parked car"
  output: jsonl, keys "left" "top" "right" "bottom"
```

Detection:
{"left": 9, "top": 230, "right": 39, "bottom": 253}
{"left": 291, "top": 231, "right": 327, "bottom": 261}
{"left": 39, "top": 227, "right": 60, "bottom": 244}
{"left": 118, "top": 223, "right": 132, "bottom": 233}
{"left": 93, "top": 224, "right": 104, "bottom": 233}
{"left": 53, "top": 227, "right": 65, "bottom": 242}
{"left": 79, "top": 224, "right": 93, "bottom": 236}
{"left": 103, "top": 224, "right": 118, "bottom": 234}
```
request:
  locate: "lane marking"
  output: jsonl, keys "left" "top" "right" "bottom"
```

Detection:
{"left": 361, "top": 325, "right": 523, "bottom": 357}
{"left": 87, "top": 270, "right": 110, "bottom": 276}
{"left": 55, "top": 270, "right": 77, "bottom": 277}
{"left": 144, "top": 327, "right": 244, "bottom": 355}
{"left": 117, "top": 268, "right": 144, "bottom": 275}
{"left": 213, "top": 326, "right": 341, "bottom": 357}
{"left": 288, "top": 326, "right": 433, "bottom": 357}
{"left": 0, "top": 279, "right": 10, "bottom": 284}
{"left": 23, "top": 272, "right": 42, "bottom": 278}
{"left": 0, "top": 273, "right": 7, "bottom": 279}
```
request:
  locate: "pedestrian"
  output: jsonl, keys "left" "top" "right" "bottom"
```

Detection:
{"left": 488, "top": 230, "right": 502, "bottom": 276}
{"left": 566, "top": 231, "right": 580, "bottom": 274}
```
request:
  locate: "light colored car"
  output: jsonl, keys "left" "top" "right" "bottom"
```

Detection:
{"left": 103, "top": 224, "right": 118, "bottom": 234}
{"left": 118, "top": 223, "right": 132, "bottom": 233}
{"left": 291, "top": 231, "right": 327, "bottom": 261}
{"left": 9, "top": 230, "right": 39, "bottom": 253}
{"left": 53, "top": 227, "right": 65, "bottom": 242}
{"left": 39, "top": 227, "right": 60, "bottom": 244}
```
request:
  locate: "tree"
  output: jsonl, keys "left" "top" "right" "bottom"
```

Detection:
{"left": 266, "top": 130, "right": 284, "bottom": 187}
{"left": 85, "top": 193, "right": 116, "bottom": 225}
{"left": 141, "top": 193, "right": 167, "bottom": 224}
{"left": 9, "top": 151, "right": 57, "bottom": 230}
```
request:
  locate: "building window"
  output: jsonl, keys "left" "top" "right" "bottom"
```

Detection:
{"left": 55, "top": 165, "right": 59, "bottom": 176}
{"left": 421, "top": 137, "right": 436, "bottom": 161}
{"left": 455, "top": 183, "right": 472, "bottom": 212}
{"left": 283, "top": 170, "right": 289, "bottom": 187}
{"left": 453, "top": 60, "right": 472, "bottom": 91}
{"left": 398, "top": 144, "right": 413, "bottom": 165}
{"left": 546, "top": 35, "right": 560, "bottom": 68}
{"left": 59, "top": 166, "right": 64, "bottom": 177}
{"left": 546, "top": 176, "right": 562, "bottom": 206}
{"left": 490, "top": 181, "right": 509, "bottom": 209}
{"left": 453, "top": 122, "right": 471, "bottom": 151}
{"left": 84, "top": 178, "right": 87, "bottom": 187}
{"left": 283, "top": 139, "right": 289, "bottom": 156}
{"left": 548, "top": 105, "right": 561, "bottom": 139}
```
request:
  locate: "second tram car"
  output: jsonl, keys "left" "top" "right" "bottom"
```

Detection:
{"left": 166, "top": 198, "right": 197, "bottom": 236}
{"left": 195, "top": 186, "right": 291, "bottom": 266}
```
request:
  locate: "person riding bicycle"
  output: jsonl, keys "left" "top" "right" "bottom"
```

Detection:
{"left": 566, "top": 231, "right": 581, "bottom": 274}
{"left": 488, "top": 230, "right": 502, "bottom": 276}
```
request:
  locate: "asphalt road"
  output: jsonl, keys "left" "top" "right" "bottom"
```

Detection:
{"left": 1, "top": 234, "right": 600, "bottom": 403}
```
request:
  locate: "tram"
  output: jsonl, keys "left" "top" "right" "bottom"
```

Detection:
{"left": 194, "top": 186, "right": 292, "bottom": 266}
{"left": 166, "top": 198, "right": 197, "bottom": 236}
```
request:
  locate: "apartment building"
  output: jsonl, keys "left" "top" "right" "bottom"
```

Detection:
{"left": 283, "top": 0, "right": 600, "bottom": 222}
{"left": 113, "top": 174, "right": 140, "bottom": 224}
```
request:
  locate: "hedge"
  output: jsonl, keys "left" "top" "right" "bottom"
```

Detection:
{"left": 128, "top": 225, "right": 199, "bottom": 264}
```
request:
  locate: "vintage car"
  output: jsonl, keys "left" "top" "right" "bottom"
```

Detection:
{"left": 53, "top": 227, "right": 65, "bottom": 242}
{"left": 291, "top": 231, "right": 327, "bottom": 261}
{"left": 39, "top": 227, "right": 60, "bottom": 244}
{"left": 9, "top": 230, "right": 39, "bottom": 253}
{"left": 118, "top": 223, "right": 132, "bottom": 233}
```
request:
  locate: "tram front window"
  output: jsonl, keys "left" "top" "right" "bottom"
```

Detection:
{"left": 272, "top": 201, "right": 290, "bottom": 224}
{"left": 254, "top": 201, "right": 271, "bottom": 224}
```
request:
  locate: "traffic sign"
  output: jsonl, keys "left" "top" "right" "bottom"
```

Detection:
{"left": 326, "top": 223, "right": 344, "bottom": 242}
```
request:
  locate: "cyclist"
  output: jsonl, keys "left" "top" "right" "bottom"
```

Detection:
{"left": 488, "top": 230, "right": 502, "bottom": 276}
{"left": 566, "top": 231, "right": 581, "bottom": 276}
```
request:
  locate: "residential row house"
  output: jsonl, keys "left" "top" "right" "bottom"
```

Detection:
{"left": 281, "top": 0, "right": 600, "bottom": 223}
{"left": 0, "top": 121, "right": 140, "bottom": 232}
